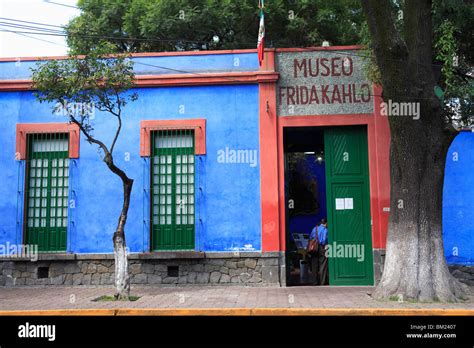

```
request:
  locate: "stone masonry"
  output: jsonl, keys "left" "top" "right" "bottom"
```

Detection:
{"left": 0, "top": 252, "right": 281, "bottom": 287}
{"left": 373, "top": 249, "right": 386, "bottom": 285}
{"left": 448, "top": 265, "right": 474, "bottom": 286}
{"left": 2, "top": 250, "right": 471, "bottom": 287}
{"left": 373, "top": 248, "right": 474, "bottom": 286}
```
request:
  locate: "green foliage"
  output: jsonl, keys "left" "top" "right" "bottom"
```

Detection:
{"left": 361, "top": 0, "right": 472, "bottom": 127}
{"left": 435, "top": 21, "right": 458, "bottom": 90}
{"left": 31, "top": 44, "right": 137, "bottom": 135}
{"left": 433, "top": 8, "right": 473, "bottom": 127}
{"left": 63, "top": 0, "right": 471, "bottom": 126}
{"left": 358, "top": 22, "right": 381, "bottom": 85}
{"left": 66, "top": 0, "right": 364, "bottom": 54}
{"left": 433, "top": 0, "right": 473, "bottom": 66}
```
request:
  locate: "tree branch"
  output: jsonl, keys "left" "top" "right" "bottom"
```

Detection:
{"left": 109, "top": 90, "right": 122, "bottom": 155}
{"left": 68, "top": 108, "right": 131, "bottom": 182}
{"left": 404, "top": 0, "right": 436, "bottom": 87}
{"left": 62, "top": 100, "right": 110, "bottom": 157}
{"left": 361, "top": 0, "right": 409, "bottom": 98}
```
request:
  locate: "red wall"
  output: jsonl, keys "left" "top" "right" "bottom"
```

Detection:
{"left": 260, "top": 48, "right": 390, "bottom": 252}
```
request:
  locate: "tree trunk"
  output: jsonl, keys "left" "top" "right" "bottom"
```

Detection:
{"left": 55, "top": 73, "right": 137, "bottom": 299}
{"left": 373, "top": 108, "right": 468, "bottom": 302}
{"left": 113, "top": 177, "right": 133, "bottom": 299}
{"left": 361, "top": 0, "right": 469, "bottom": 302}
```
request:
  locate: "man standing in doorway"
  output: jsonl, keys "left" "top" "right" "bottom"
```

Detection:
{"left": 317, "top": 218, "right": 329, "bottom": 285}
{"left": 308, "top": 223, "right": 320, "bottom": 285}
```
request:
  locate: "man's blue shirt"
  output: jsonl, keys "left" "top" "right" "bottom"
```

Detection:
{"left": 317, "top": 224, "right": 328, "bottom": 245}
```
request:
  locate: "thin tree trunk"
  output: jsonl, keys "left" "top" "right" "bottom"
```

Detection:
{"left": 113, "top": 173, "right": 133, "bottom": 299}
{"left": 98, "top": 151, "right": 134, "bottom": 300}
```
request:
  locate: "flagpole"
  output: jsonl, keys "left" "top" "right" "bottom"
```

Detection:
{"left": 257, "top": 0, "right": 265, "bottom": 66}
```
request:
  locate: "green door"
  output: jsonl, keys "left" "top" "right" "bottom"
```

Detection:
{"left": 324, "top": 126, "right": 374, "bottom": 285}
{"left": 151, "top": 130, "right": 195, "bottom": 251}
{"left": 25, "top": 133, "right": 69, "bottom": 252}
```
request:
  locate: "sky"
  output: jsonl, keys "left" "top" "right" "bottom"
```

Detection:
{"left": 0, "top": 0, "right": 79, "bottom": 58}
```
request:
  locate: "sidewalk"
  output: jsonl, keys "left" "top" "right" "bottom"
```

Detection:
{"left": 0, "top": 285, "right": 473, "bottom": 315}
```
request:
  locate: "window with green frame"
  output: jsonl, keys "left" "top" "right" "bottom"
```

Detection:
{"left": 151, "top": 129, "right": 195, "bottom": 251}
{"left": 25, "top": 133, "right": 69, "bottom": 252}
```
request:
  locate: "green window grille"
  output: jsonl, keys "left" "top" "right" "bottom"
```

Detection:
{"left": 151, "top": 129, "right": 195, "bottom": 251}
{"left": 25, "top": 133, "right": 69, "bottom": 252}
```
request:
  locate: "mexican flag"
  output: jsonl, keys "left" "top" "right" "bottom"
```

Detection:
{"left": 257, "top": 0, "right": 265, "bottom": 66}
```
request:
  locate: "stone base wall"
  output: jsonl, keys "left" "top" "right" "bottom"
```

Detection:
{"left": 3, "top": 250, "right": 470, "bottom": 288}
{"left": 0, "top": 252, "right": 281, "bottom": 287}
{"left": 373, "top": 248, "right": 386, "bottom": 285}
{"left": 448, "top": 265, "right": 474, "bottom": 286}
{"left": 373, "top": 248, "right": 474, "bottom": 287}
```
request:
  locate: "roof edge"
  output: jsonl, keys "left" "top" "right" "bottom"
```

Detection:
{"left": 0, "top": 45, "right": 363, "bottom": 63}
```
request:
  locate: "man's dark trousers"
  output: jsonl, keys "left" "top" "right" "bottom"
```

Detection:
{"left": 318, "top": 244, "right": 329, "bottom": 285}
{"left": 309, "top": 251, "right": 319, "bottom": 285}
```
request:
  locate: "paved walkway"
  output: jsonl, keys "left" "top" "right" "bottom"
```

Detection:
{"left": 0, "top": 285, "right": 473, "bottom": 313}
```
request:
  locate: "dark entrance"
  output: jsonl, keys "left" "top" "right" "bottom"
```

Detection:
{"left": 284, "top": 126, "right": 374, "bottom": 286}
{"left": 284, "top": 127, "right": 327, "bottom": 286}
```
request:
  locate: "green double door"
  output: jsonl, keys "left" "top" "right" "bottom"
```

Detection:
{"left": 324, "top": 126, "right": 374, "bottom": 285}
{"left": 25, "top": 134, "right": 69, "bottom": 252}
{"left": 151, "top": 130, "right": 195, "bottom": 251}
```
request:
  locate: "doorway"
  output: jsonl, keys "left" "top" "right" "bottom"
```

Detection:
{"left": 284, "top": 125, "right": 374, "bottom": 286}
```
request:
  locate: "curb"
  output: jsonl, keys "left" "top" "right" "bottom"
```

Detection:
{"left": 0, "top": 308, "right": 472, "bottom": 316}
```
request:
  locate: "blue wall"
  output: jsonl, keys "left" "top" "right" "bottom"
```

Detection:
{"left": 1, "top": 52, "right": 473, "bottom": 263}
{"left": 443, "top": 131, "right": 474, "bottom": 265}
{"left": 0, "top": 53, "right": 262, "bottom": 253}
{"left": 0, "top": 53, "right": 259, "bottom": 80}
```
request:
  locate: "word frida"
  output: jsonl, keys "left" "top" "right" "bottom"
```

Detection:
{"left": 279, "top": 84, "right": 371, "bottom": 107}
{"left": 18, "top": 322, "right": 55, "bottom": 341}
{"left": 217, "top": 147, "right": 258, "bottom": 167}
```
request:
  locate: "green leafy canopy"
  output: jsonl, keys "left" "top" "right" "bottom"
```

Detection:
{"left": 31, "top": 45, "right": 138, "bottom": 136}
{"left": 66, "top": 0, "right": 364, "bottom": 54}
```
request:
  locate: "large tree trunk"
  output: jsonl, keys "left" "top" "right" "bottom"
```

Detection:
{"left": 113, "top": 177, "right": 133, "bottom": 300}
{"left": 374, "top": 110, "right": 468, "bottom": 302}
{"left": 362, "top": 0, "right": 468, "bottom": 302}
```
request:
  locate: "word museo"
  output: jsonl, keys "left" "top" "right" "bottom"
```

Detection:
{"left": 18, "top": 323, "right": 56, "bottom": 341}
{"left": 278, "top": 56, "right": 373, "bottom": 108}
